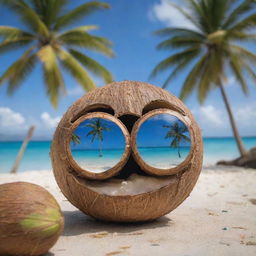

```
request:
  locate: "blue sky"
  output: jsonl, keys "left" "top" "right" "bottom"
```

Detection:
{"left": 0, "top": 0, "right": 256, "bottom": 140}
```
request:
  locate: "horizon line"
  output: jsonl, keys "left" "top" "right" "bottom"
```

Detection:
{"left": 1, "top": 135, "right": 256, "bottom": 143}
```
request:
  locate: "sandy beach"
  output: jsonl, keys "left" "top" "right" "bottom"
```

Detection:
{"left": 0, "top": 167, "right": 255, "bottom": 256}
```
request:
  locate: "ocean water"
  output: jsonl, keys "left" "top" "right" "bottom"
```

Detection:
{"left": 0, "top": 137, "right": 255, "bottom": 173}
{"left": 72, "top": 148, "right": 125, "bottom": 173}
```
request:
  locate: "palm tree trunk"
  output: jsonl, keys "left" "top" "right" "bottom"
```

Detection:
{"left": 99, "top": 140, "right": 103, "bottom": 157}
{"left": 178, "top": 148, "right": 181, "bottom": 158}
{"left": 10, "top": 125, "right": 36, "bottom": 174}
{"left": 219, "top": 81, "right": 247, "bottom": 157}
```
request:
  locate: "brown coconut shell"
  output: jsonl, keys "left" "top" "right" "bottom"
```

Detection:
{"left": 0, "top": 182, "right": 64, "bottom": 256}
{"left": 51, "top": 81, "right": 203, "bottom": 222}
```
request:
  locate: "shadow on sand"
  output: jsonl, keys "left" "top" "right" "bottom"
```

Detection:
{"left": 44, "top": 252, "right": 55, "bottom": 256}
{"left": 63, "top": 210, "right": 172, "bottom": 236}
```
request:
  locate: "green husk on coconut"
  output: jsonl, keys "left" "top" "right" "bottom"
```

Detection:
{"left": 0, "top": 182, "right": 64, "bottom": 256}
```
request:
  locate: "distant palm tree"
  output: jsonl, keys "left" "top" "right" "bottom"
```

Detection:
{"left": 163, "top": 122, "right": 190, "bottom": 158}
{"left": 71, "top": 133, "right": 81, "bottom": 145}
{"left": 0, "top": 0, "right": 113, "bottom": 107}
{"left": 151, "top": 0, "right": 256, "bottom": 158}
{"left": 85, "top": 118, "right": 111, "bottom": 157}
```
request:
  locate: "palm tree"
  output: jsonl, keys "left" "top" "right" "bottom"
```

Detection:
{"left": 71, "top": 133, "right": 81, "bottom": 145}
{"left": 0, "top": 0, "right": 113, "bottom": 107}
{"left": 85, "top": 118, "right": 111, "bottom": 157}
{"left": 151, "top": 0, "right": 256, "bottom": 158}
{"left": 163, "top": 122, "right": 190, "bottom": 158}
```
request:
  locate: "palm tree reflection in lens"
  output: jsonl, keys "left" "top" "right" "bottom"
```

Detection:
{"left": 70, "top": 117, "right": 127, "bottom": 174}
{"left": 136, "top": 114, "right": 191, "bottom": 169}
{"left": 163, "top": 122, "right": 190, "bottom": 158}
{"left": 85, "top": 118, "right": 111, "bottom": 157}
{"left": 71, "top": 133, "right": 81, "bottom": 145}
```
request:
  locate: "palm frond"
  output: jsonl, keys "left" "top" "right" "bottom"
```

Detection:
{"left": 0, "top": 47, "right": 37, "bottom": 93}
{"left": 163, "top": 124, "right": 171, "bottom": 128}
{"left": 57, "top": 48, "right": 96, "bottom": 92}
{"left": 198, "top": 51, "right": 222, "bottom": 103}
{"left": 0, "top": 0, "right": 49, "bottom": 36}
{"left": 69, "top": 49, "right": 112, "bottom": 83}
{"left": 186, "top": 0, "right": 213, "bottom": 33}
{"left": 154, "top": 27, "right": 205, "bottom": 38}
{"left": 197, "top": 63, "right": 213, "bottom": 103}
{"left": 196, "top": 0, "right": 230, "bottom": 31}
{"left": 0, "top": 37, "right": 33, "bottom": 55}
{"left": 59, "top": 25, "right": 99, "bottom": 36}
{"left": 102, "top": 126, "right": 111, "bottom": 132}
{"left": 229, "top": 44, "right": 256, "bottom": 64}
{"left": 150, "top": 47, "right": 200, "bottom": 78}
{"left": 85, "top": 123, "right": 98, "bottom": 129}
{"left": 228, "top": 52, "right": 248, "bottom": 95}
{"left": 168, "top": 1, "right": 202, "bottom": 32}
{"left": 162, "top": 48, "right": 201, "bottom": 89}
{"left": 223, "top": 0, "right": 255, "bottom": 29}
{"left": 37, "top": 45, "right": 64, "bottom": 108}
{"left": 228, "top": 31, "right": 256, "bottom": 42}
{"left": 179, "top": 53, "right": 208, "bottom": 101}
{"left": 170, "top": 138, "right": 178, "bottom": 148}
{"left": 57, "top": 31, "right": 113, "bottom": 57}
{"left": 157, "top": 36, "right": 202, "bottom": 50}
{"left": 54, "top": 1, "right": 110, "bottom": 31}
{"left": 87, "top": 129, "right": 97, "bottom": 136}
{"left": 229, "top": 13, "right": 256, "bottom": 32}
{"left": 243, "top": 62, "right": 256, "bottom": 84}
{"left": 180, "top": 133, "right": 190, "bottom": 142}
{"left": 0, "top": 26, "right": 33, "bottom": 39}
{"left": 71, "top": 133, "right": 81, "bottom": 145}
{"left": 29, "top": 0, "right": 68, "bottom": 27}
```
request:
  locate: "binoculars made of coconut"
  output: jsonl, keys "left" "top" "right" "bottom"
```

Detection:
{"left": 51, "top": 81, "right": 203, "bottom": 222}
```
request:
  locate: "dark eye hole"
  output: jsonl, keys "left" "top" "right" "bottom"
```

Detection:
{"left": 71, "top": 104, "right": 115, "bottom": 123}
{"left": 142, "top": 100, "right": 186, "bottom": 116}
{"left": 118, "top": 114, "right": 140, "bottom": 133}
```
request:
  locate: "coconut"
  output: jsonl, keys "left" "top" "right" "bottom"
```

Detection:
{"left": 51, "top": 81, "right": 203, "bottom": 222}
{"left": 0, "top": 182, "right": 64, "bottom": 256}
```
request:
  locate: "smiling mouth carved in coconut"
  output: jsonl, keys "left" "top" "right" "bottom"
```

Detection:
{"left": 51, "top": 81, "right": 203, "bottom": 222}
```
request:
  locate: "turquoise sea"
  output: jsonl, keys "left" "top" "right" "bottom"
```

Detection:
{"left": 0, "top": 137, "right": 256, "bottom": 173}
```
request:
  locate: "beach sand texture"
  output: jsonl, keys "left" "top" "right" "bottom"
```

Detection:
{"left": 0, "top": 168, "right": 255, "bottom": 256}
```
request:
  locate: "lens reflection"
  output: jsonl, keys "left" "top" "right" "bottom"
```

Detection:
{"left": 70, "top": 118, "right": 125, "bottom": 173}
{"left": 136, "top": 114, "right": 191, "bottom": 168}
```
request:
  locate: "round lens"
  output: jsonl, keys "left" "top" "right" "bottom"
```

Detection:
{"left": 136, "top": 113, "right": 191, "bottom": 169}
{"left": 70, "top": 117, "right": 127, "bottom": 174}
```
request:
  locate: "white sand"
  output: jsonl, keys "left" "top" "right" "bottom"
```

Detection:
{"left": 0, "top": 167, "right": 256, "bottom": 256}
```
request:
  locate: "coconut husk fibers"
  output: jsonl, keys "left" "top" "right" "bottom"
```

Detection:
{"left": 51, "top": 81, "right": 203, "bottom": 222}
{"left": 0, "top": 182, "right": 64, "bottom": 256}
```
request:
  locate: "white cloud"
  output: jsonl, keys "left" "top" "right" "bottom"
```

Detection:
{"left": 152, "top": 113, "right": 177, "bottom": 123}
{"left": 150, "top": 0, "right": 197, "bottom": 29}
{"left": 40, "top": 112, "right": 60, "bottom": 129}
{"left": 236, "top": 104, "right": 256, "bottom": 128}
{"left": 0, "top": 107, "right": 25, "bottom": 127}
{"left": 198, "top": 105, "right": 223, "bottom": 126}
{"left": 67, "top": 86, "right": 84, "bottom": 96}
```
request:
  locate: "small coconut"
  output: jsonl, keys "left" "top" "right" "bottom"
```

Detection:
{"left": 0, "top": 182, "right": 64, "bottom": 256}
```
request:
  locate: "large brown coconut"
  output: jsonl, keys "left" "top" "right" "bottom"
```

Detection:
{"left": 51, "top": 80, "right": 203, "bottom": 222}
{"left": 0, "top": 182, "right": 64, "bottom": 256}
